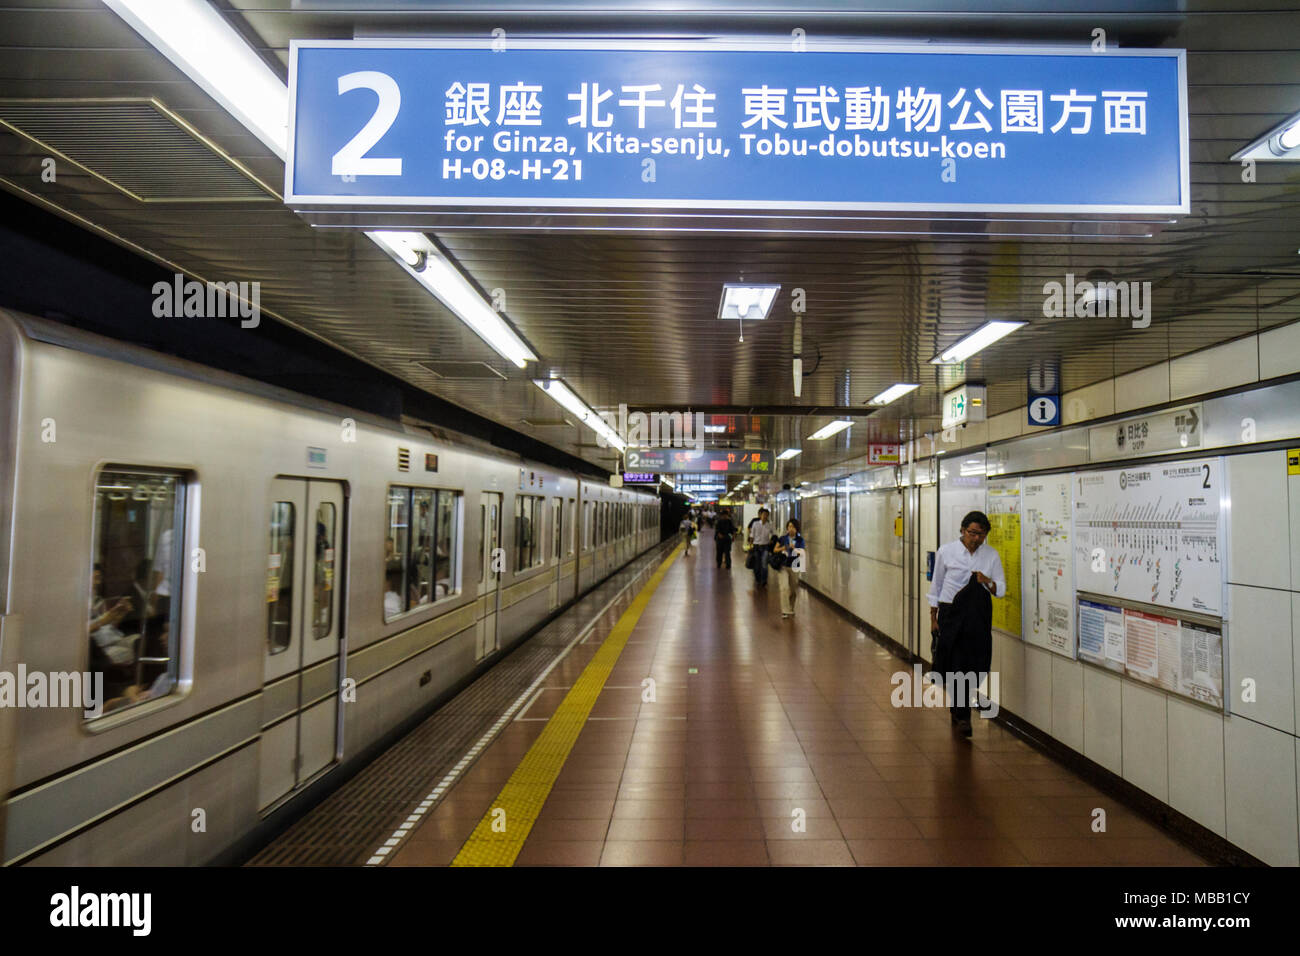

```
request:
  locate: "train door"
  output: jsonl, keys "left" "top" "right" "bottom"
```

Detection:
{"left": 259, "top": 477, "right": 345, "bottom": 810}
{"left": 476, "top": 491, "right": 503, "bottom": 660}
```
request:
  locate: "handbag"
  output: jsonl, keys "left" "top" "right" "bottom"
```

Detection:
{"left": 745, "top": 549, "right": 756, "bottom": 570}
{"left": 768, "top": 548, "right": 786, "bottom": 570}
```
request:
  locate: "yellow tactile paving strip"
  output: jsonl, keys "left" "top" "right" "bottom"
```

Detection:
{"left": 451, "top": 545, "right": 682, "bottom": 866}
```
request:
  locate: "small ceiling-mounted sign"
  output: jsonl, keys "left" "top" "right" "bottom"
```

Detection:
{"left": 941, "top": 384, "right": 986, "bottom": 429}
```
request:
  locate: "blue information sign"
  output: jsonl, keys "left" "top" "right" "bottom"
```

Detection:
{"left": 287, "top": 39, "right": 1187, "bottom": 214}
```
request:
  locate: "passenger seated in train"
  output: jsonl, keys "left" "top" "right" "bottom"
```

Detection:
{"left": 89, "top": 563, "right": 139, "bottom": 666}
{"left": 384, "top": 568, "right": 403, "bottom": 619}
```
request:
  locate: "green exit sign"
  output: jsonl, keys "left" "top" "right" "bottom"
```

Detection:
{"left": 941, "top": 384, "right": 986, "bottom": 429}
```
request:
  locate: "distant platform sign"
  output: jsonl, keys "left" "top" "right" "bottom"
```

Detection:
{"left": 287, "top": 40, "right": 1188, "bottom": 214}
{"left": 627, "top": 448, "right": 774, "bottom": 474}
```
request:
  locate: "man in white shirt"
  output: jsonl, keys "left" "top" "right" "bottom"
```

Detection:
{"left": 927, "top": 511, "right": 1005, "bottom": 737}
{"left": 748, "top": 508, "right": 775, "bottom": 588}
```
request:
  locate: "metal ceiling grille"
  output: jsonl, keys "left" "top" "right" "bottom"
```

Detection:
{"left": 0, "top": 99, "right": 278, "bottom": 202}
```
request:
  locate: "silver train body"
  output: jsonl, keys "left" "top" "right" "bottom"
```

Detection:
{"left": 0, "top": 309, "right": 659, "bottom": 865}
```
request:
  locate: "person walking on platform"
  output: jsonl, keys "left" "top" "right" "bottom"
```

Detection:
{"left": 714, "top": 508, "right": 737, "bottom": 569}
{"left": 927, "top": 511, "right": 1005, "bottom": 738}
{"left": 772, "top": 519, "right": 806, "bottom": 618}
{"left": 748, "top": 508, "right": 775, "bottom": 588}
{"left": 679, "top": 512, "right": 696, "bottom": 556}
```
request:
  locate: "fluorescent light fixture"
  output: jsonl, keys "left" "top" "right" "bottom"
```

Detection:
{"left": 808, "top": 420, "right": 852, "bottom": 441}
{"left": 868, "top": 383, "right": 920, "bottom": 406}
{"left": 102, "top": 0, "right": 289, "bottom": 159}
{"left": 777, "top": 448, "right": 802, "bottom": 460}
{"left": 1232, "top": 110, "right": 1300, "bottom": 163}
{"left": 369, "top": 231, "right": 536, "bottom": 368}
{"left": 532, "top": 377, "right": 625, "bottom": 452}
{"left": 718, "top": 283, "right": 780, "bottom": 320}
{"left": 930, "top": 320, "right": 1026, "bottom": 365}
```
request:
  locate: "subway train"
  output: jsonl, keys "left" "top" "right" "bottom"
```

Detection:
{"left": 0, "top": 308, "right": 661, "bottom": 866}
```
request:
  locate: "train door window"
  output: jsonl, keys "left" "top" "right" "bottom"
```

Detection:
{"left": 411, "top": 489, "right": 435, "bottom": 607}
{"left": 552, "top": 497, "right": 562, "bottom": 560}
{"left": 566, "top": 498, "right": 576, "bottom": 554}
{"left": 582, "top": 501, "right": 591, "bottom": 550}
{"left": 435, "top": 489, "right": 458, "bottom": 599}
{"left": 312, "top": 502, "right": 336, "bottom": 639}
{"left": 89, "top": 469, "right": 186, "bottom": 717}
{"left": 267, "top": 502, "right": 296, "bottom": 653}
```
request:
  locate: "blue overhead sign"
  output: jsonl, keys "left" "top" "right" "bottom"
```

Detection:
{"left": 286, "top": 40, "right": 1188, "bottom": 214}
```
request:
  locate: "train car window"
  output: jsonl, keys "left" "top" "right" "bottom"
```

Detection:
{"left": 267, "top": 502, "right": 296, "bottom": 653}
{"left": 515, "top": 494, "right": 544, "bottom": 572}
{"left": 566, "top": 499, "right": 576, "bottom": 554}
{"left": 89, "top": 469, "right": 186, "bottom": 717}
{"left": 552, "top": 497, "right": 562, "bottom": 561}
{"left": 435, "top": 489, "right": 458, "bottom": 598}
{"left": 582, "top": 501, "right": 592, "bottom": 551}
{"left": 312, "top": 502, "right": 336, "bottom": 639}
{"left": 384, "top": 488, "right": 410, "bottom": 621}
{"left": 386, "top": 485, "right": 461, "bottom": 620}
{"left": 411, "top": 488, "right": 435, "bottom": 607}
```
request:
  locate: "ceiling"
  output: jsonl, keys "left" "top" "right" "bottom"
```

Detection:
{"left": 1, "top": 0, "right": 1297, "bottom": 495}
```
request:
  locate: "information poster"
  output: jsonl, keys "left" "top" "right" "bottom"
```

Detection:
{"left": 1021, "top": 474, "right": 1075, "bottom": 656}
{"left": 1179, "top": 621, "right": 1224, "bottom": 708}
{"left": 1073, "top": 458, "right": 1223, "bottom": 615}
{"left": 1114, "top": 608, "right": 1224, "bottom": 708}
{"left": 1077, "top": 598, "right": 1125, "bottom": 672}
{"left": 1124, "top": 607, "right": 1175, "bottom": 684}
{"left": 987, "top": 478, "right": 1021, "bottom": 636}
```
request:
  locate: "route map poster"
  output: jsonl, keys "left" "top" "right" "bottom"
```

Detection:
{"left": 987, "top": 478, "right": 1021, "bottom": 636}
{"left": 1072, "top": 458, "right": 1223, "bottom": 616}
{"left": 1021, "top": 473, "right": 1074, "bottom": 657}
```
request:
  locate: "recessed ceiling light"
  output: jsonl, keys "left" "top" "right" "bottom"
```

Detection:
{"left": 777, "top": 448, "right": 802, "bottom": 460}
{"left": 808, "top": 420, "right": 852, "bottom": 441}
{"left": 868, "top": 383, "right": 921, "bottom": 406}
{"left": 930, "top": 320, "right": 1026, "bottom": 365}
{"left": 718, "top": 283, "right": 780, "bottom": 320}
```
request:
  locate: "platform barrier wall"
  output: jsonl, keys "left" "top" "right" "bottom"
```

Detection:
{"left": 798, "top": 321, "right": 1300, "bottom": 866}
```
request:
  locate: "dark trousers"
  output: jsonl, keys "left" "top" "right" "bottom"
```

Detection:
{"left": 716, "top": 538, "right": 732, "bottom": 568}
{"left": 937, "top": 602, "right": 970, "bottom": 722}
{"left": 752, "top": 546, "right": 769, "bottom": 585}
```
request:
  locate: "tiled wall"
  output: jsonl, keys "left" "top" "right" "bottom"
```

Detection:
{"left": 798, "top": 323, "right": 1300, "bottom": 865}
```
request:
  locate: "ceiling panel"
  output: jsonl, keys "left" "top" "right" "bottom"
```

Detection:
{"left": 0, "top": 0, "right": 1296, "bottom": 485}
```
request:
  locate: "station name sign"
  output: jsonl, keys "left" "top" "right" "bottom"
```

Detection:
{"left": 287, "top": 40, "right": 1188, "bottom": 214}
{"left": 627, "top": 448, "right": 774, "bottom": 474}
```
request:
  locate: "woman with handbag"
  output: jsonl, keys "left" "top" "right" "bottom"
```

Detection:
{"left": 772, "top": 519, "right": 806, "bottom": 618}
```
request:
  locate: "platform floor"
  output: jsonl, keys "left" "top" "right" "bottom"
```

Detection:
{"left": 370, "top": 529, "right": 1206, "bottom": 866}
